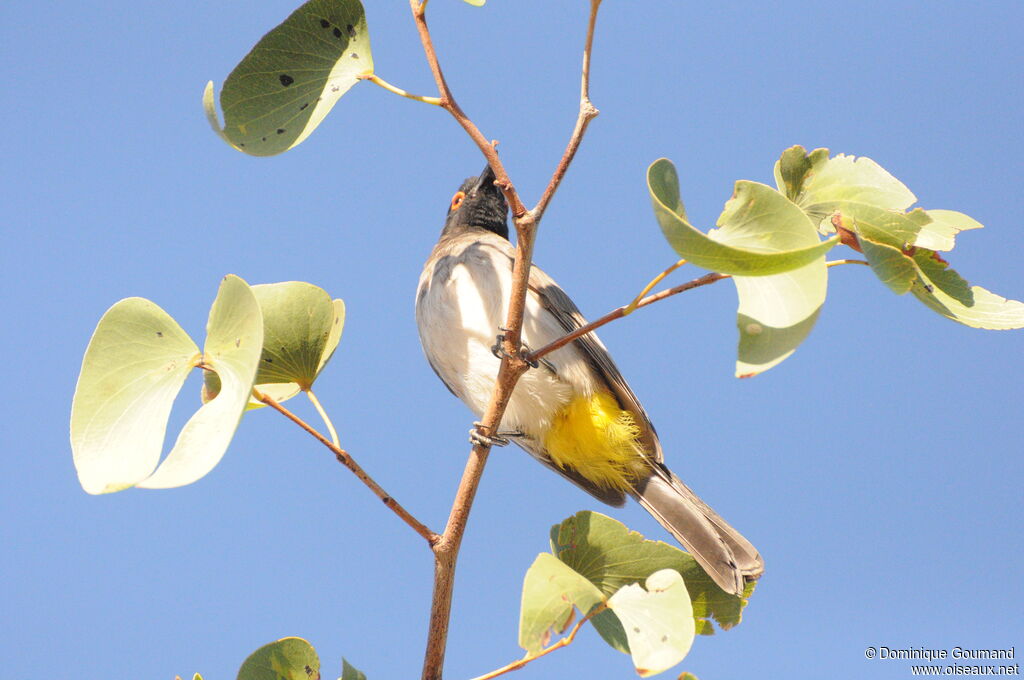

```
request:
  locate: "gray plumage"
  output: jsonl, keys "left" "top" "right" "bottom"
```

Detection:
{"left": 416, "top": 165, "right": 763, "bottom": 594}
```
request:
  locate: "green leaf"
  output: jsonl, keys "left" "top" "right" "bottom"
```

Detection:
{"left": 463, "top": 0, "right": 486, "bottom": 5}
{"left": 204, "top": 0, "right": 373, "bottom": 156}
{"left": 550, "top": 512, "right": 753, "bottom": 636}
{"left": 340, "top": 658, "right": 365, "bottom": 680}
{"left": 915, "top": 209, "right": 984, "bottom": 251}
{"left": 910, "top": 254, "right": 1024, "bottom": 329}
{"left": 237, "top": 637, "right": 320, "bottom": 680}
{"left": 858, "top": 240, "right": 1024, "bottom": 329}
{"left": 648, "top": 159, "right": 837, "bottom": 276}
{"left": 204, "top": 285, "right": 344, "bottom": 407}
{"left": 678, "top": 673, "right": 699, "bottom": 680}
{"left": 780, "top": 148, "right": 983, "bottom": 252}
{"left": 519, "top": 553, "right": 606, "bottom": 654}
{"left": 251, "top": 281, "right": 337, "bottom": 388}
{"left": 788, "top": 148, "right": 916, "bottom": 223}
{"left": 712, "top": 181, "right": 830, "bottom": 377}
{"left": 138, "top": 275, "right": 263, "bottom": 489}
{"left": 734, "top": 270, "right": 825, "bottom": 378}
{"left": 912, "top": 249, "right": 973, "bottom": 306}
{"left": 607, "top": 569, "right": 696, "bottom": 677}
{"left": 858, "top": 235, "right": 918, "bottom": 295}
{"left": 71, "top": 298, "right": 200, "bottom": 494}
{"left": 773, "top": 145, "right": 829, "bottom": 203}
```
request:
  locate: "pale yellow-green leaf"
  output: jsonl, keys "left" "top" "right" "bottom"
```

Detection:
{"left": 139, "top": 275, "right": 262, "bottom": 488}
{"left": 71, "top": 299, "right": 200, "bottom": 494}
{"left": 773, "top": 145, "right": 830, "bottom": 202}
{"left": 710, "top": 181, "right": 829, "bottom": 376}
{"left": 519, "top": 553, "right": 605, "bottom": 654}
{"left": 794, "top": 151, "right": 916, "bottom": 223}
{"left": 237, "top": 638, "right": 319, "bottom": 680}
{"left": 203, "top": 284, "right": 344, "bottom": 410}
{"left": 550, "top": 511, "right": 754, "bottom": 638}
{"left": 648, "top": 159, "right": 837, "bottom": 276}
{"left": 858, "top": 235, "right": 918, "bottom": 296}
{"left": 341, "top": 658, "right": 365, "bottom": 680}
{"left": 733, "top": 263, "right": 825, "bottom": 377}
{"left": 205, "top": 0, "right": 373, "bottom": 156}
{"left": 607, "top": 569, "right": 696, "bottom": 677}
{"left": 911, "top": 254, "right": 1024, "bottom": 329}
{"left": 915, "top": 209, "right": 983, "bottom": 251}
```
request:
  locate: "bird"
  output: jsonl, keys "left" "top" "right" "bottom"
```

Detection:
{"left": 415, "top": 164, "right": 763, "bottom": 595}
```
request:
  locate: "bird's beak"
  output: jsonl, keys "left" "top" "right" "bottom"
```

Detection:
{"left": 474, "top": 163, "right": 498, "bottom": 193}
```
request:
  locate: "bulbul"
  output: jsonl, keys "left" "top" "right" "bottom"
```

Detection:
{"left": 416, "top": 165, "right": 763, "bottom": 595}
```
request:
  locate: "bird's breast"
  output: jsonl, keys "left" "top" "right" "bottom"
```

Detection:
{"left": 416, "top": 238, "right": 594, "bottom": 437}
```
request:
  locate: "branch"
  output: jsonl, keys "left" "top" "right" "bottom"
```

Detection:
{"left": 469, "top": 605, "right": 607, "bottom": 680}
{"left": 528, "top": 271, "right": 729, "bottom": 363}
{"left": 409, "top": 0, "right": 527, "bottom": 218}
{"left": 254, "top": 389, "right": 438, "bottom": 545}
{"left": 411, "top": 2, "right": 605, "bottom": 679}
{"left": 532, "top": 0, "right": 602, "bottom": 220}
{"left": 526, "top": 257, "right": 872, "bottom": 363}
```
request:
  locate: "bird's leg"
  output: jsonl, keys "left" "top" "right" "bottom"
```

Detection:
{"left": 490, "top": 327, "right": 540, "bottom": 368}
{"left": 470, "top": 421, "right": 510, "bottom": 447}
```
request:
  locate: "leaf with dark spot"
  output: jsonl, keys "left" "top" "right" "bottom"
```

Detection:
{"left": 279, "top": 74, "right": 294, "bottom": 87}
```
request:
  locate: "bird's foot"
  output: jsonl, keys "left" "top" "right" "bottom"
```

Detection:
{"left": 490, "top": 328, "right": 540, "bottom": 368}
{"left": 470, "top": 422, "right": 511, "bottom": 447}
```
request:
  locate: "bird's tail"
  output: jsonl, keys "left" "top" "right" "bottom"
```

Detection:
{"left": 631, "top": 465, "right": 763, "bottom": 596}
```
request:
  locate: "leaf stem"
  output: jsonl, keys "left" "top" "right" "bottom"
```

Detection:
{"left": 469, "top": 605, "right": 607, "bottom": 680}
{"left": 624, "top": 258, "right": 688, "bottom": 316}
{"left": 305, "top": 388, "right": 340, "bottom": 449}
{"left": 253, "top": 388, "right": 438, "bottom": 545}
{"left": 359, "top": 73, "right": 442, "bottom": 106}
{"left": 827, "top": 258, "right": 869, "bottom": 267}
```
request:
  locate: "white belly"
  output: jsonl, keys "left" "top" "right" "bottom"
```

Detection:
{"left": 416, "top": 237, "right": 595, "bottom": 438}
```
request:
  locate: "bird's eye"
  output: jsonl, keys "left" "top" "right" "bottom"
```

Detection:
{"left": 450, "top": 191, "right": 466, "bottom": 211}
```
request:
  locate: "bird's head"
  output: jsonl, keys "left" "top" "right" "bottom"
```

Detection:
{"left": 443, "top": 164, "right": 509, "bottom": 240}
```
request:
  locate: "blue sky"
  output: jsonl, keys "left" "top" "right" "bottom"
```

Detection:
{"left": 3, "top": 2, "right": 1022, "bottom": 679}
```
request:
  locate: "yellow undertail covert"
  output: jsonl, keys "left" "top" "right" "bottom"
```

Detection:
{"left": 543, "top": 391, "right": 647, "bottom": 492}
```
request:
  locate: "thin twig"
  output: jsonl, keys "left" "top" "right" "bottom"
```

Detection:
{"left": 411, "top": 2, "right": 605, "bottom": 679}
{"left": 528, "top": 271, "right": 728, "bottom": 363}
{"left": 469, "top": 606, "right": 607, "bottom": 680}
{"left": 527, "top": 257, "right": 871, "bottom": 363}
{"left": 409, "top": 0, "right": 527, "bottom": 218}
{"left": 532, "top": 0, "right": 602, "bottom": 220}
{"left": 254, "top": 389, "right": 438, "bottom": 545}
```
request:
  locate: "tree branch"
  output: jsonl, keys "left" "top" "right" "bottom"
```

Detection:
{"left": 526, "top": 257, "right": 871, "bottom": 364}
{"left": 469, "top": 605, "right": 607, "bottom": 680}
{"left": 411, "top": 2, "right": 605, "bottom": 679}
{"left": 409, "top": 0, "right": 527, "bottom": 218}
{"left": 254, "top": 389, "right": 438, "bottom": 545}
{"left": 527, "top": 271, "right": 729, "bottom": 363}
{"left": 533, "top": 0, "right": 602, "bottom": 220}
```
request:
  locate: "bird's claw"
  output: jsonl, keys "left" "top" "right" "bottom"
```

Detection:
{"left": 470, "top": 422, "right": 509, "bottom": 447}
{"left": 490, "top": 328, "right": 539, "bottom": 369}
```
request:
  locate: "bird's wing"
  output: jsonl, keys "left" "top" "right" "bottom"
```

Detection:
{"left": 527, "top": 264, "right": 665, "bottom": 464}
